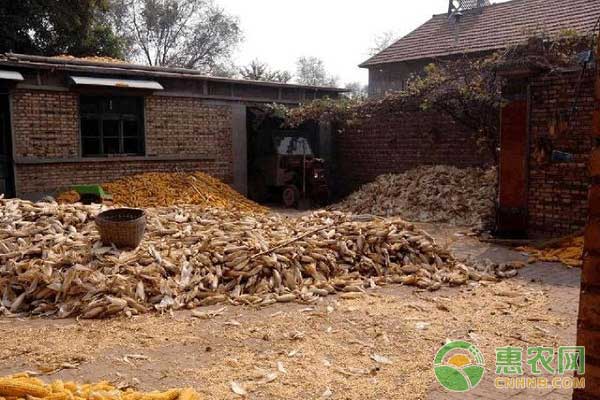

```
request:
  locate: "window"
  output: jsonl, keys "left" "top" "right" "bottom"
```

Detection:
{"left": 80, "top": 96, "right": 144, "bottom": 156}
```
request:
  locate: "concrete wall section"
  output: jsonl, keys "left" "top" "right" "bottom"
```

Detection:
{"left": 231, "top": 104, "right": 247, "bottom": 196}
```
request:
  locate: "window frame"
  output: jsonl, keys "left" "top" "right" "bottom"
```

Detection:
{"left": 79, "top": 95, "right": 146, "bottom": 157}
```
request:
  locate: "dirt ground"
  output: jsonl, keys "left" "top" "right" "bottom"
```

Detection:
{"left": 0, "top": 223, "right": 581, "bottom": 400}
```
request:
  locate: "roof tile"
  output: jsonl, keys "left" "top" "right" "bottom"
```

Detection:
{"left": 361, "top": 0, "right": 600, "bottom": 67}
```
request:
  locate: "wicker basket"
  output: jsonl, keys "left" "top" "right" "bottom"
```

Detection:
{"left": 96, "top": 208, "right": 146, "bottom": 249}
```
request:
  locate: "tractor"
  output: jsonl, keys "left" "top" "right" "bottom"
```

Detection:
{"left": 249, "top": 134, "right": 329, "bottom": 208}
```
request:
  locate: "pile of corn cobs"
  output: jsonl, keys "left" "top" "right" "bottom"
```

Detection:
{"left": 0, "top": 198, "right": 515, "bottom": 319}
{"left": 335, "top": 166, "right": 497, "bottom": 228}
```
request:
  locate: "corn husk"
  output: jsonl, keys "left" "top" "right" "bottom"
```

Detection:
{"left": 334, "top": 166, "right": 497, "bottom": 228}
{"left": 0, "top": 198, "right": 512, "bottom": 319}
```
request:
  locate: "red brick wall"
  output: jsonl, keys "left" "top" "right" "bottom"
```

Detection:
{"left": 335, "top": 105, "right": 494, "bottom": 193}
{"left": 12, "top": 90, "right": 79, "bottom": 158}
{"left": 10, "top": 91, "right": 234, "bottom": 197}
{"left": 145, "top": 96, "right": 233, "bottom": 159}
{"left": 15, "top": 159, "right": 231, "bottom": 195}
{"left": 527, "top": 69, "right": 595, "bottom": 237}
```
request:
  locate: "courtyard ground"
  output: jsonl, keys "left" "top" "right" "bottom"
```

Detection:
{"left": 0, "top": 224, "right": 580, "bottom": 400}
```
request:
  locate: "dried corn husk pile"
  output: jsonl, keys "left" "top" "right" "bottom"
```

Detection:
{"left": 0, "top": 373, "right": 201, "bottom": 400}
{"left": 102, "top": 172, "right": 266, "bottom": 213}
{"left": 334, "top": 166, "right": 497, "bottom": 228}
{"left": 0, "top": 198, "right": 514, "bottom": 319}
{"left": 516, "top": 236, "right": 583, "bottom": 267}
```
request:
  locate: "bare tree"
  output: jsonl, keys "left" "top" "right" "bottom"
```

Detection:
{"left": 111, "top": 0, "right": 241, "bottom": 72}
{"left": 344, "top": 81, "right": 368, "bottom": 100}
{"left": 369, "top": 30, "right": 398, "bottom": 56}
{"left": 295, "top": 56, "right": 338, "bottom": 87}
{"left": 239, "top": 59, "right": 292, "bottom": 83}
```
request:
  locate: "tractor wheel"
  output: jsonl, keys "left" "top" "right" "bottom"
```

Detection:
{"left": 282, "top": 185, "right": 300, "bottom": 208}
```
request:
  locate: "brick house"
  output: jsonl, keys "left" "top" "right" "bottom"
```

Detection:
{"left": 361, "top": 0, "right": 600, "bottom": 97}
{"left": 0, "top": 53, "right": 344, "bottom": 199}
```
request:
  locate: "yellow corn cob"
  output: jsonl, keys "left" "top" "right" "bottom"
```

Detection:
{"left": 62, "top": 383, "right": 77, "bottom": 394}
{"left": 122, "top": 393, "right": 141, "bottom": 400}
{"left": 0, "top": 380, "right": 51, "bottom": 398}
{"left": 44, "top": 393, "right": 69, "bottom": 400}
{"left": 49, "top": 382, "right": 64, "bottom": 395}
{"left": 139, "top": 389, "right": 180, "bottom": 400}
{"left": 13, "top": 379, "right": 45, "bottom": 388}
{"left": 89, "top": 384, "right": 114, "bottom": 393}
{"left": 177, "top": 388, "right": 199, "bottom": 400}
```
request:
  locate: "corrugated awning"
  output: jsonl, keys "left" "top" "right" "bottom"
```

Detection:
{"left": 69, "top": 76, "right": 163, "bottom": 90}
{"left": 0, "top": 70, "right": 24, "bottom": 81}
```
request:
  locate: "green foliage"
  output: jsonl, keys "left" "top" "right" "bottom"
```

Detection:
{"left": 0, "top": 0, "right": 126, "bottom": 58}
{"left": 275, "top": 33, "right": 595, "bottom": 160}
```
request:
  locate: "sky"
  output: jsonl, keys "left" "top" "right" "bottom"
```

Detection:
{"left": 218, "top": 0, "right": 511, "bottom": 87}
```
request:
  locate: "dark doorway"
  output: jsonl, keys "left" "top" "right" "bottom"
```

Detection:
{"left": 497, "top": 100, "right": 529, "bottom": 236}
{"left": 246, "top": 107, "right": 325, "bottom": 206}
{"left": 0, "top": 94, "right": 15, "bottom": 198}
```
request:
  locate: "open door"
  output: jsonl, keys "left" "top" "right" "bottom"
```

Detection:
{"left": 0, "top": 94, "right": 15, "bottom": 198}
{"left": 497, "top": 100, "right": 529, "bottom": 236}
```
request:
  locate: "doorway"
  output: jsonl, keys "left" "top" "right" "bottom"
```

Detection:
{"left": 0, "top": 94, "right": 15, "bottom": 198}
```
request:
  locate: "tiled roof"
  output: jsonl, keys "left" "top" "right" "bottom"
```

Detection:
{"left": 361, "top": 0, "right": 600, "bottom": 67}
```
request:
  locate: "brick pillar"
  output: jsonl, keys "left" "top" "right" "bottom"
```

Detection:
{"left": 573, "top": 35, "right": 600, "bottom": 400}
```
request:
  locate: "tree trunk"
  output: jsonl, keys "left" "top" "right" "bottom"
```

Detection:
{"left": 573, "top": 32, "right": 600, "bottom": 400}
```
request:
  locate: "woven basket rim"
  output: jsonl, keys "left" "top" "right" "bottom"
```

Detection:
{"left": 96, "top": 208, "right": 145, "bottom": 225}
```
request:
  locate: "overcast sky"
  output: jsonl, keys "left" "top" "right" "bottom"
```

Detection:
{"left": 219, "top": 0, "right": 511, "bottom": 86}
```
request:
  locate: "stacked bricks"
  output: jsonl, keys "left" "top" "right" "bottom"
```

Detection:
{"left": 145, "top": 97, "right": 233, "bottom": 160}
{"left": 334, "top": 104, "right": 494, "bottom": 195}
{"left": 11, "top": 90, "right": 79, "bottom": 159}
{"left": 10, "top": 92, "right": 234, "bottom": 197}
{"left": 528, "top": 71, "right": 595, "bottom": 237}
{"left": 15, "top": 159, "right": 233, "bottom": 196}
{"left": 573, "top": 34, "right": 600, "bottom": 400}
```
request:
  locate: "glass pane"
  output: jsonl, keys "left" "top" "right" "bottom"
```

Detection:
{"left": 103, "top": 120, "right": 119, "bottom": 137}
{"left": 103, "top": 138, "right": 120, "bottom": 154}
{"left": 80, "top": 97, "right": 100, "bottom": 114}
{"left": 124, "top": 138, "right": 140, "bottom": 154}
{"left": 82, "top": 138, "right": 100, "bottom": 156}
{"left": 275, "top": 136, "right": 314, "bottom": 156}
{"left": 81, "top": 118, "right": 100, "bottom": 137}
{"left": 113, "top": 98, "right": 138, "bottom": 114}
{"left": 123, "top": 120, "right": 138, "bottom": 137}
